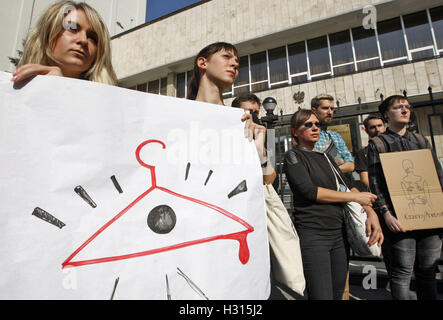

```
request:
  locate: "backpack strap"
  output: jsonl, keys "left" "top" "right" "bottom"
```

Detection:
{"left": 371, "top": 136, "right": 387, "bottom": 154}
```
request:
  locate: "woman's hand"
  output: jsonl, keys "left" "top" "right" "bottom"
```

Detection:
{"left": 364, "top": 207, "right": 384, "bottom": 247}
{"left": 12, "top": 64, "right": 63, "bottom": 83}
{"left": 384, "top": 211, "right": 406, "bottom": 233}
{"left": 351, "top": 192, "right": 377, "bottom": 207}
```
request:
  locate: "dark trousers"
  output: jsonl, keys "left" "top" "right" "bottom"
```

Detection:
{"left": 382, "top": 228, "right": 442, "bottom": 300}
{"left": 297, "top": 228, "right": 349, "bottom": 300}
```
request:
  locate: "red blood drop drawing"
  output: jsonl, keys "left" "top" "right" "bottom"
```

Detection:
{"left": 62, "top": 139, "right": 254, "bottom": 269}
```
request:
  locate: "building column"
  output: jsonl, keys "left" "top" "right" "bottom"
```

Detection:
{"left": 166, "top": 72, "right": 176, "bottom": 97}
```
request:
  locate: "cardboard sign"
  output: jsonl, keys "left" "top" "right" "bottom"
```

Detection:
{"left": 0, "top": 72, "right": 270, "bottom": 299}
{"left": 380, "top": 149, "right": 443, "bottom": 231}
{"left": 328, "top": 124, "right": 353, "bottom": 152}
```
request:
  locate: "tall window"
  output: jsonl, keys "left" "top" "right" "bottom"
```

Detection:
{"left": 176, "top": 72, "right": 186, "bottom": 98}
{"left": 329, "top": 30, "right": 355, "bottom": 76}
{"left": 351, "top": 26, "right": 381, "bottom": 71}
{"left": 176, "top": 71, "right": 193, "bottom": 98}
{"left": 307, "top": 36, "right": 331, "bottom": 77}
{"left": 377, "top": 17, "right": 408, "bottom": 64}
{"left": 403, "top": 11, "right": 435, "bottom": 60}
{"left": 268, "top": 46, "right": 288, "bottom": 87}
{"left": 287, "top": 41, "right": 308, "bottom": 84}
{"left": 250, "top": 51, "right": 268, "bottom": 92}
{"left": 148, "top": 79, "right": 159, "bottom": 94}
{"left": 137, "top": 83, "right": 147, "bottom": 92}
{"left": 430, "top": 6, "right": 443, "bottom": 52}
{"left": 232, "top": 56, "right": 250, "bottom": 95}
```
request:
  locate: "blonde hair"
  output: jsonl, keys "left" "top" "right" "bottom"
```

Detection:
{"left": 311, "top": 93, "right": 334, "bottom": 109}
{"left": 19, "top": 1, "right": 117, "bottom": 85}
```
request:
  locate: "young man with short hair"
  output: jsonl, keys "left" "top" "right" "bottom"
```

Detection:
{"left": 367, "top": 95, "right": 443, "bottom": 300}
{"left": 354, "top": 114, "right": 386, "bottom": 189}
{"left": 311, "top": 94, "right": 355, "bottom": 173}
{"left": 231, "top": 93, "right": 276, "bottom": 186}
{"left": 231, "top": 93, "right": 261, "bottom": 117}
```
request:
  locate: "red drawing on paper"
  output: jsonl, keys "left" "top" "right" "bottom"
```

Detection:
{"left": 62, "top": 139, "right": 254, "bottom": 269}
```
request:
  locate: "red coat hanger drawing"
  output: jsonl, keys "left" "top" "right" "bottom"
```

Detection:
{"left": 62, "top": 139, "right": 254, "bottom": 269}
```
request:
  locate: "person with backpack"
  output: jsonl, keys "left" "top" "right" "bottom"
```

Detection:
{"left": 367, "top": 95, "right": 443, "bottom": 300}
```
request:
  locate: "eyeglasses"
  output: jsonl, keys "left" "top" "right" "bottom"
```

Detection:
{"left": 304, "top": 121, "right": 321, "bottom": 128}
{"left": 391, "top": 104, "right": 411, "bottom": 111}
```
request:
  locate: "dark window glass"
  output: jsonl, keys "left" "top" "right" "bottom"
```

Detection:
{"left": 291, "top": 74, "right": 308, "bottom": 84}
{"left": 377, "top": 17, "right": 407, "bottom": 61}
{"left": 333, "top": 64, "right": 355, "bottom": 76}
{"left": 176, "top": 73, "right": 186, "bottom": 98}
{"left": 251, "top": 82, "right": 267, "bottom": 92}
{"left": 137, "top": 83, "right": 147, "bottom": 92}
{"left": 148, "top": 79, "right": 159, "bottom": 94}
{"left": 160, "top": 77, "right": 167, "bottom": 95}
{"left": 234, "top": 86, "right": 249, "bottom": 96}
{"left": 288, "top": 41, "right": 307, "bottom": 75}
{"left": 351, "top": 26, "right": 379, "bottom": 61}
{"left": 268, "top": 46, "right": 288, "bottom": 83}
{"left": 329, "top": 30, "right": 354, "bottom": 65}
{"left": 307, "top": 36, "right": 331, "bottom": 75}
{"left": 234, "top": 56, "right": 249, "bottom": 87}
{"left": 357, "top": 59, "right": 380, "bottom": 71}
{"left": 250, "top": 51, "right": 268, "bottom": 83}
{"left": 430, "top": 6, "right": 443, "bottom": 49}
{"left": 403, "top": 11, "right": 433, "bottom": 50}
{"left": 411, "top": 49, "right": 434, "bottom": 60}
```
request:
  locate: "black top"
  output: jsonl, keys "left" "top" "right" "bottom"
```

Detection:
{"left": 354, "top": 147, "right": 368, "bottom": 173}
{"left": 283, "top": 147, "right": 352, "bottom": 232}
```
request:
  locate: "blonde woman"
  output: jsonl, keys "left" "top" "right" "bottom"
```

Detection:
{"left": 12, "top": 1, "right": 117, "bottom": 85}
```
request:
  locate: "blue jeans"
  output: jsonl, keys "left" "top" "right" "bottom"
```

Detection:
{"left": 382, "top": 228, "right": 442, "bottom": 300}
{"left": 297, "top": 228, "right": 349, "bottom": 300}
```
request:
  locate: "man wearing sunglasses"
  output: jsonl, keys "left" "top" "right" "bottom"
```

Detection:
{"left": 367, "top": 95, "right": 443, "bottom": 300}
{"left": 311, "top": 94, "right": 355, "bottom": 174}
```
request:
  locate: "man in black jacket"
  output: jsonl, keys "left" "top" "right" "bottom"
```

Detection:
{"left": 354, "top": 113, "right": 386, "bottom": 190}
{"left": 367, "top": 95, "right": 443, "bottom": 300}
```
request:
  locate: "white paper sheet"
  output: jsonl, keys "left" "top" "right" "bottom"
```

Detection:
{"left": 0, "top": 72, "right": 270, "bottom": 299}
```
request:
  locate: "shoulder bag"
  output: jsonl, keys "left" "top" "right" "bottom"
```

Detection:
{"left": 323, "top": 154, "right": 381, "bottom": 257}
{"left": 264, "top": 183, "right": 305, "bottom": 296}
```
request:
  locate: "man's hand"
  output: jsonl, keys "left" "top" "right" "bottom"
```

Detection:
{"left": 384, "top": 211, "right": 406, "bottom": 233}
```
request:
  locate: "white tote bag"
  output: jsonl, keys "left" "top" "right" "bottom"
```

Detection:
{"left": 264, "top": 184, "right": 305, "bottom": 296}
{"left": 324, "top": 155, "right": 382, "bottom": 258}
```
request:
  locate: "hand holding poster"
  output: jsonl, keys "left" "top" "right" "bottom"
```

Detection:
{"left": 0, "top": 72, "right": 270, "bottom": 299}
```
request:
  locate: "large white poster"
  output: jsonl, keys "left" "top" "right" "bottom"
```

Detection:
{"left": 0, "top": 72, "right": 270, "bottom": 299}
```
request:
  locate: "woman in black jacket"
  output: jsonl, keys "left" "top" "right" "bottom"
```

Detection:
{"left": 284, "top": 109, "right": 383, "bottom": 299}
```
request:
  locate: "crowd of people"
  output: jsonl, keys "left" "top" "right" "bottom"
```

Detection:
{"left": 9, "top": 1, "right": 443, "bottom": 300}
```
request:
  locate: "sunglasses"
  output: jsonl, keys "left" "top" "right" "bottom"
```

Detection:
{"left": 303, "top": 121, "right": 321, "bottom": 128}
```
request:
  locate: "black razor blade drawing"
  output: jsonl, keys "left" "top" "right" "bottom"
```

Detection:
{"left": 111, "top": 175, "right": 123, "bottom": 193}
{"left": 74, "top": 185, "right": 97, "bottom": 208}
{"left": 32, "top": 207, "right": 65, "bottom": 229}
{"left": 227, "top": 180, "right": 248, "bottom": 199}
{"left": 204, "top": 170, "right": 213, "bottom": 186}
